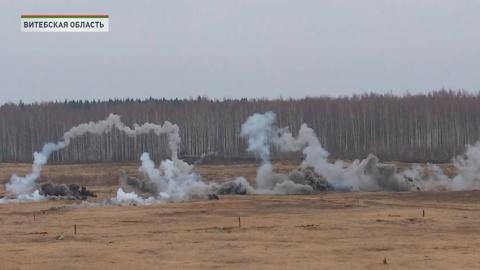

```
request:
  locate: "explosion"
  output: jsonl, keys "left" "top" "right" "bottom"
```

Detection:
{"left": 240, "top": 111, "right": 480, "bottom": 193}
{"left": 3, "top": 111, "right": 480, "bottom": 205}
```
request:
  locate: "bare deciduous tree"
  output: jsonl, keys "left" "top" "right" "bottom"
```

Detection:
{"left": 0, "top": 90, "right": 478, "bottom": 163}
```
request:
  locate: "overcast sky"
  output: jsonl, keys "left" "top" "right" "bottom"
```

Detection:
{"left": 1, "top": 0, "right": 480, "bottom": 104}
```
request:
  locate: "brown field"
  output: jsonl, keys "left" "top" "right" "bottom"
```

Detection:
{"left": 0, "top": 160, "right": 304, "bottom": 187}
{"left": 1, "top": 162, "right": 479, "bottom": 270}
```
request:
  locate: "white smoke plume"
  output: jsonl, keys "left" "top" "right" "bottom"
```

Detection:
{"left": 0, "top": 190, "right": 46, "bottom": 204}
{"left": 118, "top": 152, "right": 220, "bottom": 203}
{"left": 242, "top": 111, "right": 480, "bottom": 193}
{"left": 450, "top": 142, "right": 480, "bottom": 190}
{"left": 114, "top": 188, "right": 155, "bottom": 205}
{"left": 276, "top": 123, "right": 416, "bottom": 191}
{"left": 6, "top": 114, "right": 181, "bottom": 195}
{"left": 240, "top": 111, "right": 276, "bottom": 163}
{"left": 6, "top": 142, "right": 66, "bottom": 195}
{"left": 239, "top": 112, "right": 317, "bottom": 194}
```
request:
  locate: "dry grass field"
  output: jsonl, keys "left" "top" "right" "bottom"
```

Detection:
{"left": 1, "top": 162, "right": 479, "bottom": 269}
{"left": 0, "top": 160, "right": 455, "bottom": 187}
{"left": 0, "top": 160, "right": 301, "bottom": 187}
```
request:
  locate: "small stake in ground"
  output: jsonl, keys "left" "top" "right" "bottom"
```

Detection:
{"left": 74, "top": 224, "right": 77, "bottom": 235}
{"left": 238, "top": 216, "right": 241, "bottom": 228}
{"left": 422, "top": 209, "right": 425, "bottom": 217}
{"left": 383, "top": 257, "right": 388, "bottom": 265}
{"left": 57, "top": 233, "right": 65, "bottom": 241}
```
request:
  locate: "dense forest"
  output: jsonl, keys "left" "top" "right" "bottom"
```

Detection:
{"left": 1, "top": 90, "right": 480, "bottom": 163}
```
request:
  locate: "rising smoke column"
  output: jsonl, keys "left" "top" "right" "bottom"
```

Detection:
{"left": 240, "top": 112, "right": 314, "bottom": 194}
{"left": 7, "top": 142, "right": 66, "bottom": 195}
{"left": 240, "top": 112, "right": 275, "bottom": 189}
{"left": 241, "top": 112, "right": 419, "bottom": 192}
{"left": 240, "top": 111, "right": 276, "bottom": 164}
{"left": 6, "top": 114, "right": 181, "bottom": 195}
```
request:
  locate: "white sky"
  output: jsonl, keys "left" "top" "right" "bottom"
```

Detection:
{"left": 1, "top": 0, "right": 480, "bottom": 103}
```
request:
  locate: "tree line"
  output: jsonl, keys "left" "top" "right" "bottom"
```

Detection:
{"left": 1, "top": 90, "right": 480, "bottom": 163}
